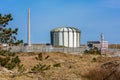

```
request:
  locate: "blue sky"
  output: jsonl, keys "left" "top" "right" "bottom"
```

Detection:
{"left": 0, "top": 0, "right": 120, "bottom": 44}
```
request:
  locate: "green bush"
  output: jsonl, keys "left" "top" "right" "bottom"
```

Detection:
{"left": 5, "top": 63, "right": 16, "bottom": 70}
{"left": 92, "top": 57, "right": 97, "bottom": 62}
{"left": 0, "top": 50, "right": 23, "bottom": 70}
{"left": 31, "top": 63, "right": 51, "bottom": 73}
{"left": 3, "top": 56, "right": 21, "bottom": 70}
{"left": 33, "top": 53, "right": 51, "bottom": 73}
{"left": 0, "top": 57, "right": 10, "bottom": 66}
{"left": 0, "top": 54, "right": 21, "bottom": 70}
{"left": 0, "top": 50, "right": 15, "bottom": 56}
{"left": 84, "top": 47, "right": 101, "bottom": 55}
{"left": 35, "top": 53, "right": 43, "bottom": 61}
{"left": 11, "top": 56, "right": 21, "bottom": 64}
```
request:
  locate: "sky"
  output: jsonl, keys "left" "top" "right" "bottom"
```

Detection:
{"left": 0, "top": 0, "right": 120, "bottom": 44}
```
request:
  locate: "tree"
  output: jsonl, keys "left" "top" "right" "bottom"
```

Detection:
{"left": 0, "top": 13, "right": 23, "bottom": 46}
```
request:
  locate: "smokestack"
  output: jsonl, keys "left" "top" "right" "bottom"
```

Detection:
{"left": 28, "top": 8, "right": 31, "bottom": 46}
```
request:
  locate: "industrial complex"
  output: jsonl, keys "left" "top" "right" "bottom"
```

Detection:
{"left": 3, "top": 8, "right": 119, "bottom": 55}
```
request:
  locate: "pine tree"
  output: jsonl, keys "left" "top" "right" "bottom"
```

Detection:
{"left": 0, "top": 13, "right": 23, "bottom": 46}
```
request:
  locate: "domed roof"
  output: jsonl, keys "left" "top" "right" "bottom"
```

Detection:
{"left": 51, "top": 27, "right": 80, "bottom": 33}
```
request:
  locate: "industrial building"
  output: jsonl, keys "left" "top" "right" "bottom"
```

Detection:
{"left": 50, "top": 27, "right": 81, "bottom": 47}
{"left": 87, "top": 41, "right": 101, "bottom": 49}
{"left": 87, "top": 33, "right": 108, "bottom": 54}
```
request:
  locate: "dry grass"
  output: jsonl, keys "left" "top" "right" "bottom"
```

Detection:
{"left": 109, "top": 44, "right": 120, "bottom": 49}
{"left": 0, "top": 52, "right": 120, "bottom": 80}
{"left": 84, "top": 64, "right": 120, "bottom": 80}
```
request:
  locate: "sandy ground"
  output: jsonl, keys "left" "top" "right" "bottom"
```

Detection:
{"left": 0, "top": 52, "right": 120, "bottom": 80}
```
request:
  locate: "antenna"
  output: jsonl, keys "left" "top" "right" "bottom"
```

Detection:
{"left": 101, "top": 33, "right": 104, "bottom": 48}
{"left": 101, "top": 33, "right": 104, "bottom": 41}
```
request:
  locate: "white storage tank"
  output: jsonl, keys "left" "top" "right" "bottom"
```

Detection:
{"left": 50, "top": 27, "right": 81, "bottom": 47}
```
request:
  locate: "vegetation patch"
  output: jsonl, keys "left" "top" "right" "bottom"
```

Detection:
{"left": 0, "top": 50, "right": 15, "bottom": 56}
{"left": 84, "top": 47, "right": 101, "bottom": 55}
{"left": 92, "top": 57, "right": 97, "bottom": 62}
{"left": 0, "top": 54, "right": 21, "bottom": 70}
{"left": 53, "top": 63, "right": 61, "bottom": 67}
{"left": 35, "top": 53, "right": 43, "bottom": 61}
{"left": 31, "top": 63, "right": 51, "bottom": 73}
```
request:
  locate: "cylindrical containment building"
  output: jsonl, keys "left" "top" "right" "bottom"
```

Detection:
{"left": 50, "top": 27, "right": 81, "bottom": 47}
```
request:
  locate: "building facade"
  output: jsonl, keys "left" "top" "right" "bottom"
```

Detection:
{"left": 87, "top": 41, "right": 101, "bottom": 49}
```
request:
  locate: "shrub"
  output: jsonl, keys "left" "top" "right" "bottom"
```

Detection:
{"left": 0, "top": 50, "right": 23, "bottom": 70}
{"left": 0, "top": 55, "right": 21, "bottom": 70}
{"left": 5, "top": 63, "right": 16, "bottom": 70}
{"left": 53, "top": 63, "right": 61, "bottom": 67}
{"left": 84, "top": 47, "right": 101, "bottom": 55}
{"left": 45, "top": 55, "right": 50, "bottom": 60}
{"left": 4, "top": 56, "right": 21, "bottom": 70}
{"left": 0, "top": 57, "right": 10, "bottom": 66}
{"left": 35, "top": 53, "right": 43, "bottom": 61}
{"left": 92, "top": 57, "right": 97, "bottom": 62}
{"left": 0, "top": 50, "right": 15, "bottom": 56}
{"left": 31, "top": 63, "right": 51, "bottom": 73}
{"left": 18, "top": 64, "right": 26, "bottom": 73}
{"left": 35, "top": 53, "right": 50, "bottom": 61}
{"left": 11, "top": 56, "right": 21, "bottom": 64}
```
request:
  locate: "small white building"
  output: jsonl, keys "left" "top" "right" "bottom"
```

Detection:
{"left": 101, "top": 41, "right": 108, "bottom": 49}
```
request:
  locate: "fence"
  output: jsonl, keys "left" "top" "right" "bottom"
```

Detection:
{"left": 7, "top": 45, "right": 120, "bottom": 56}
{"left": 10, "top": 45, "right": 86, "bottom": 54}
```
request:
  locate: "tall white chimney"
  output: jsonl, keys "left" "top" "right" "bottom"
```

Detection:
{"left": 28, "top": 8, "right": 31, "bottom": 46}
